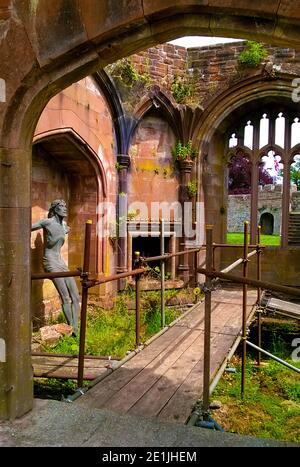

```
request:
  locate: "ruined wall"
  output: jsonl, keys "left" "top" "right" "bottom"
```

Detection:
{"left": 32, "top": 77, "right": 117, "bottom": 324}
{"left": 187, "top": 43, "right": 300, "bottom": 107}
{"left": 131, "top": 44, "right": 187, "bottom": 91}
{"left": 227, "top": 184, "right": 299, "bottom": 235}
{"left": 221, "top": 247, "right": 300, "bottom": 288}
{"left": 128, "top": 112, "right": 178, "bottom": 219}
{"left": 32, "top": 41, "right": 300, "bottom": 322}
{"left": 126, "top": 42, "right": 300, "bottom": 108}
{"left": 227, "top": 193, "right": 251, "bottom": 233}
{"left": 291, "top": 191, "right": 300, "bottom": 211}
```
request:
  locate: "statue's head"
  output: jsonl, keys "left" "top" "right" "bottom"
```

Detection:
{"left": 48, "top": 199, "right": 67, "bottom": 218}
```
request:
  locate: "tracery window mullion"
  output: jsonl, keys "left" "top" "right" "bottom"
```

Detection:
{"left": 250, "top": 120, "right": 260, "bottom": 244}
{"left": 282, "top": 116, "right": 292, "bottom": 247}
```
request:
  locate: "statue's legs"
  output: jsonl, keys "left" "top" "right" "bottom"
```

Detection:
{"left": 65, "top": 277, "right": 80, "bottom": 335}
{"left": 52, "top": 278, "right": 74, "bottom": 328}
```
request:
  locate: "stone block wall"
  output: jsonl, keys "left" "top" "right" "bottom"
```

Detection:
{"left": 227, "top": 193, "right": 251, "bottom": 232}
{"left": 221, "top": 246, "right": 300, "bottom": 287}
{"left": 132, "top": 44, "right": 187, "bottom": 88}
{"left": 228, "top": 185, "right": 300, "bottom": 235}
{"left": 291, "top": 191, "right": 300, "bottom": 211}
{"left": 128, "top": 113, "right": 178, "bottom": 216}
{"left": 126, "top": 41, "right": 300, "bottom": 108}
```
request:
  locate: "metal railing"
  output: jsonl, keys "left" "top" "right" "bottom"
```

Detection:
{"left": 32, "top": 219, "right": 300, "bottom": 405}
{"left": 197, "top": 222, "right": 300, "bottom": 420}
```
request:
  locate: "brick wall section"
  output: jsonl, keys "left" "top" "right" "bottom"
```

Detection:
{"left": 187, "top": 42, "right": 300, "bottom": 107}
{"left": 131, "top": 44, "right": 187, "bottom": 89}
{"left": 127, "top": 41, "right": 300, "bottom": 107}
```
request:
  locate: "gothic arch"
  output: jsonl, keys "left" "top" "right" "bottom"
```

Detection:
{"left": 2, "top": 2, "right": 300, "bottom": 420}
{"left": 33, "top": 128, "right": 107, "bottom": 198}
{"left": 194, "top": 73, "right": 299, "bottom": 245}
{"left": 259, "top": 144, "right": 284, "bottom": 162}
{"left": 132, "top": 87, "right": 182, "bottom": 142}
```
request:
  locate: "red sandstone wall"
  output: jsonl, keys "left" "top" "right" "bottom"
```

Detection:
{"left": 128, "top": 112, "right": 178, "bottom": 218}
{"left": 31, "top": 42, "right": 300, "bottom": 323}
{"left": 131, "top": 43, "right": 187, "bottom": 89}
{"left": 32, "top": 77, "right": 117, "bottom": 324}
{"left": 129, "top": 41, "right": 300, "bottom": 108}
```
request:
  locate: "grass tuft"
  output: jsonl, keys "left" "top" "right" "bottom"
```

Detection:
{"left": 212, "top": 356, "right": 300, "bottom": 443}
{"left": 227, "top": 232, "right": 280, "bottom": 246}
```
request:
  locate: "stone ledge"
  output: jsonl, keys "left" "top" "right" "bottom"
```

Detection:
{"left": 0, "top": 399, "right": 296, "bottom": 447}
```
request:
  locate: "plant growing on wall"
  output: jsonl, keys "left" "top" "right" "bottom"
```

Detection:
{"left": 127, "top": 209, "right": 138, "bottom": 221}
{"left": 107, "top": 57, "right": 150, "bottom": 87}
{"left": 187, "top": 180, "right": 198, "bottom": 198}
{"left": 238, "top": 41, "right": 268, "bottom": 68}
{"left": 171, "top": 140, "right": 197, "bottom": 163}
{"left": 171, "top": 75, "right": 194, "bottom": 104}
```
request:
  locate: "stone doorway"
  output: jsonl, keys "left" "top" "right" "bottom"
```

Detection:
{"left": 260, "top": 212, "right": 274, "bottom": 235}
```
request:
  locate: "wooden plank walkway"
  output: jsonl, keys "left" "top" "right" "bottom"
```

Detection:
{"left": 266, "top": 297, "right": 300, "bottom": 320}
{"left": 32, "top": 355, "right": 117, "bottom": 380}
{"left": 76, "top": 288, "right": 257, "bottom": 424}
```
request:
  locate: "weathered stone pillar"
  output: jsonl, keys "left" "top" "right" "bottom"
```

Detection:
{"left": 117, "top": 154, "right": 130, "bottom": 289}
{"left": 178, "top": 159, "right": 193, "bottom": 283}
{"left": 0, "top": 147, "right": 33, "bottom": 420}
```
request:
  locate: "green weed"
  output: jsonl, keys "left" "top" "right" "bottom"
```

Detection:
{"left": 212, "top": 356, "right": 300, "bottom": 443}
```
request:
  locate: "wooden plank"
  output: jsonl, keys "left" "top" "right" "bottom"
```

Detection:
{"left": 105, "top": 329, "right": 203, "bottom": 413}
{"left": 76, "top": 322, "right": 198, "bottom": 408}
{"left": 128, "top": 331, "right": 205, "bottom": 418}
{"left": 33, "top": 365, "right": 108, "bottom": 380}
{"left": 93, "top": 302, "right": 206, "bottom": 413}
{"left": 157, "top": 332, "right": 221, "bottom": 423}
{"left": 157, "top": 298, "right": 255, "bottom": 423}
{"left": 76, "top": 289, "right": 257, "bottom": 423}
{"left": 157, "top": 331, "right": 237, "bottom": 424}
{"left": 32, "top": 355, "right": 112, "bottom": 380}
{"left": 32, "top": 356, "right": 114, "bottom": 369}
{"left": 267, "top": 297, "right": 300, "bottom": 319}
{"left": 131, "top": 298, "right": 241, "bottom": 420}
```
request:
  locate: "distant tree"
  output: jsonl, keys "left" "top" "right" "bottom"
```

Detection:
{"left": 259, "top": 162, "right": 274, "bottom": 186}
{"left": 290, "top": 159, "right": 300, "bottom": 191}
{"left": 228, "top": 153, "right": 273, "bottom": 194}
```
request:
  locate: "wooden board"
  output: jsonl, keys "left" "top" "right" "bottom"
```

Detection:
{"left": 76, "top": 322, "right": 196, "bottom": 408}
{"left": 267, "top": 297, "right": 300, "bottom": 320}
{"left": 32, "top": 355, "right": 115, "bottom": 380}
{"left": 157, "top": 291, "right": 255, "bottom": 423}
{"left": 105, "top": 329, "right": 203, "bottom": 413}
{"left": 76, "top": 288, "right": 257, "bottom": 423}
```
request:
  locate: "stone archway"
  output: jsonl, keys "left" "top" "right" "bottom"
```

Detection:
{"left": 192, "top": 75, "right": 298, "bottom": 243}
{"left": 2, "top": 2, "right": 300, "bottom": 420}
{"left": 260, "top": 212, "right": 274, "bottom": 235}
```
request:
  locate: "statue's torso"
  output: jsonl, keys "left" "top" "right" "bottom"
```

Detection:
{"left": 41, "top": 218, "right": 69, "bottom": 272}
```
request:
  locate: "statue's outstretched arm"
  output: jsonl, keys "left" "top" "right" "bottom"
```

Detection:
{"left": 31, "top": 219, "right": 46, "bottom": 231}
